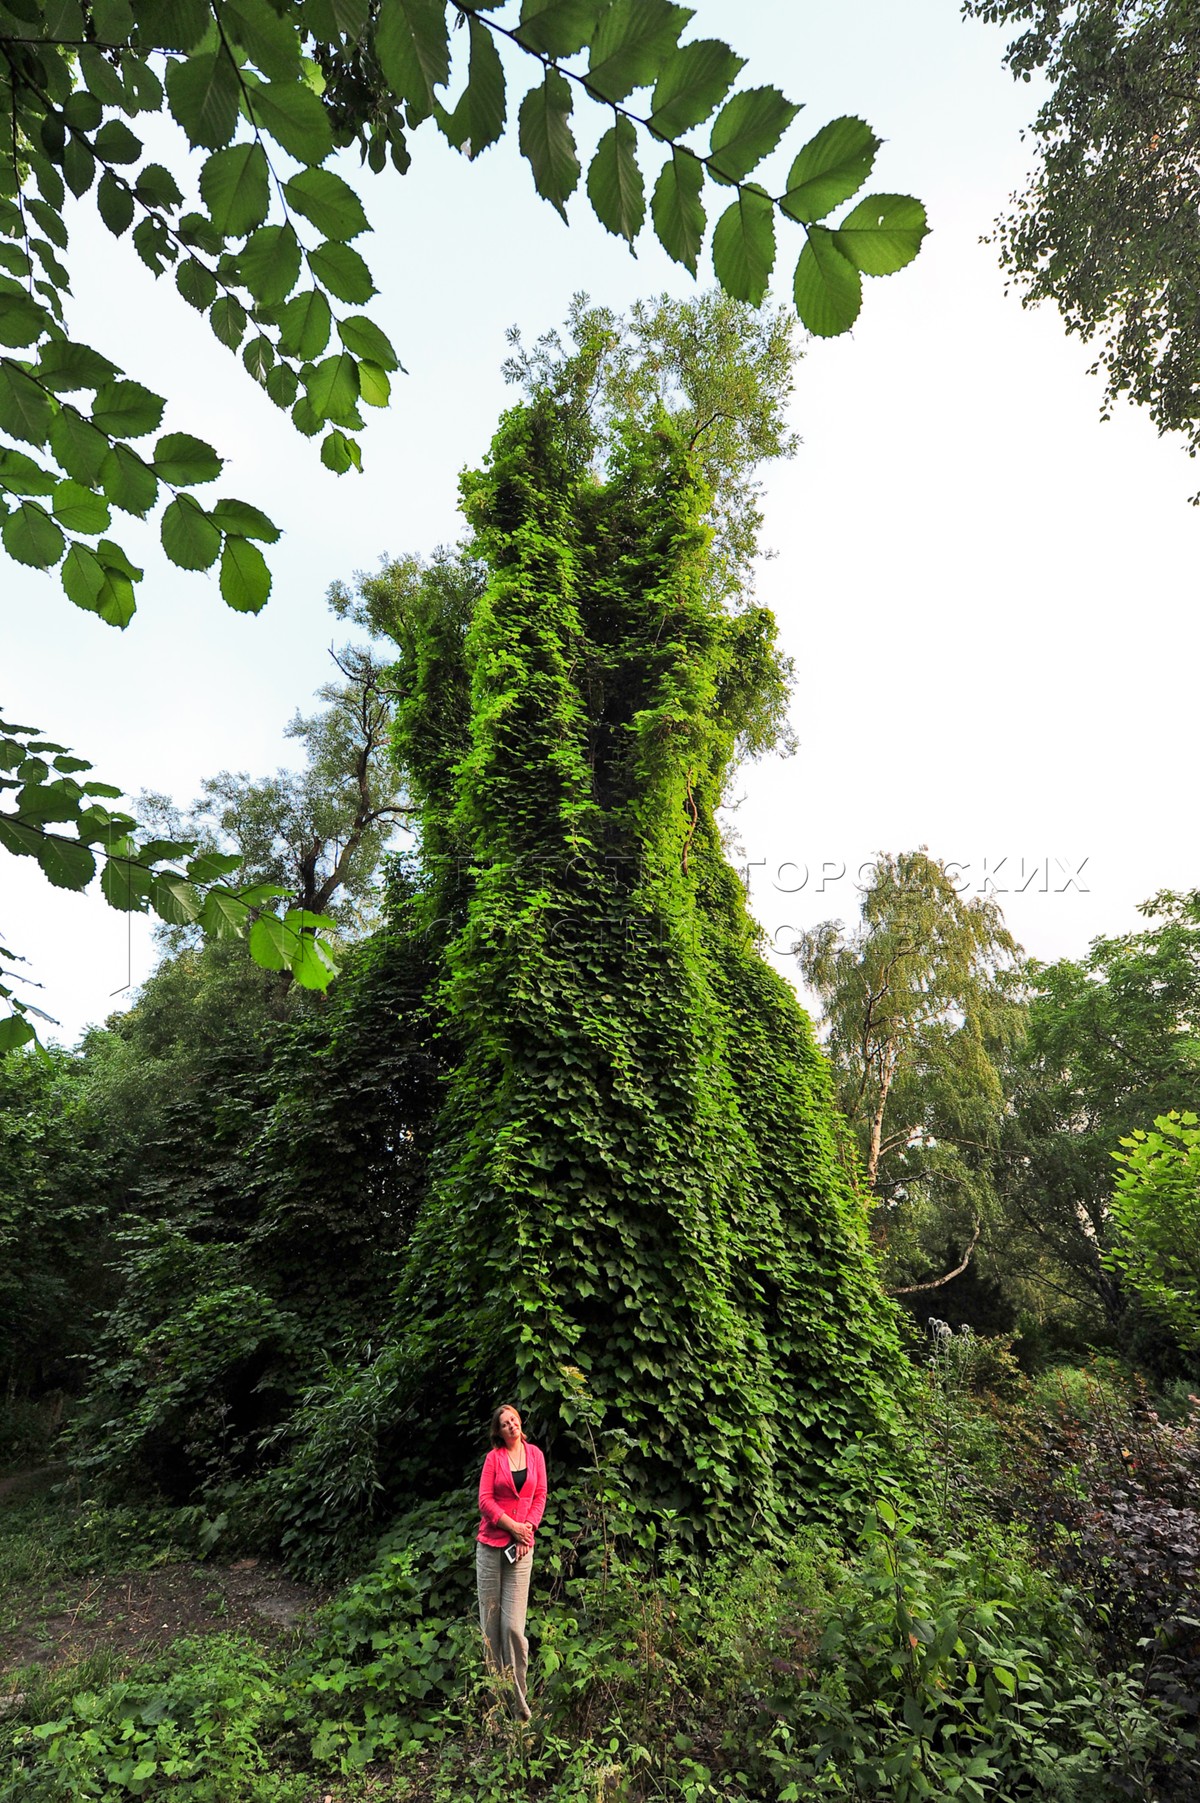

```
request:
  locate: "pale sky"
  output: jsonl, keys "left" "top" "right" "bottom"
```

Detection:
{"left": 4, "top": 1, "right": 1193, "bottom": 1044}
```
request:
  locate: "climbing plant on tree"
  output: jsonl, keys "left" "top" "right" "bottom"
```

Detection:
{"left": 269, "top": 298, "right": 906, "bottom": 1561}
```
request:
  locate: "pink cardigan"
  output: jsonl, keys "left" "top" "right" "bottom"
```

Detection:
{"left": 477, "top": 1442, "right": 548, "bottom": 1548}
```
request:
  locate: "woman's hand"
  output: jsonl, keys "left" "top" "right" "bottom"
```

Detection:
{"left": 515, "top": 1540, "right": 531, "bottom": 1559}
{"left": 514, "top": 1521, "right": 534, "bottom": 1548}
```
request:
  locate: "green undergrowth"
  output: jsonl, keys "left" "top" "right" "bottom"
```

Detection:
{"left": 2, "top": 1488, "right": 1188, "bottom": 1803}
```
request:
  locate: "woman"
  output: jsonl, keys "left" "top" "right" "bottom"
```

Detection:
{"left": 476, "top": 1402, "right": 548, "bottom": 1721}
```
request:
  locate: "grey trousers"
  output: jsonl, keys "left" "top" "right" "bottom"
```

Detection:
{"left": 476, "top": 1541, "right": 534, "bottom": 1716}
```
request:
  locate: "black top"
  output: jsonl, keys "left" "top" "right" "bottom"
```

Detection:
{"left": 511, "top": 1467, "right": 527, "bottom": 1492}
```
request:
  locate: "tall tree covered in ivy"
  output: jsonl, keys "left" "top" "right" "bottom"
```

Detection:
{"left": 277, "top": 298, "right": 905, "bottom": 1553}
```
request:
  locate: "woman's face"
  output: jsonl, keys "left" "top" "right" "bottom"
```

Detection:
{"left": 499, "top": 1408, "right": 522, "bottom": 1448}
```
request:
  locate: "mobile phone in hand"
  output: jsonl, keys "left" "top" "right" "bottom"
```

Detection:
{"left": 504, "top": 1542, "right": 518, "bottom": 1563}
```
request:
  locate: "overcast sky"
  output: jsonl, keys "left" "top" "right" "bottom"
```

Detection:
{"left": 5, "top": 0, "right": 1194, "bottom": 1045}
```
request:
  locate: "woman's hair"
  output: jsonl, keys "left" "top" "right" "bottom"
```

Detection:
{"left": 489, "top": 1403, "right": 523, "bottom": 1448}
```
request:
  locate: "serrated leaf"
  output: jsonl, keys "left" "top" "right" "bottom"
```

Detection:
{"left": 320, "top": 428, "right": 361, "bottom": 473}
{"left": 374, "top": 0, "right": 451, "bottom": 124}
{"left": 135, "top": 163, "right": 185, "bottom": 210}
{"left": 78, "top": 42, "right": 127, "bottom": 108}
{"left": 94, "top": 118, "right": 142, "bottom": 164}
{"left": 651, "top": 147, "right": 705, "bottom": 273}
{"left": 337, "top": 313, "right": 401, "bottom": 371}
{"left": 150, "top": 872, "right": 201, "bottom": 924}
{"left": 237, "top": 222, "right": 302, "bottom": 305}
{"left": 219, "top": 534, "right": 272, "bottom": 610}
{"left": 138, "top": 837, "right": 195, "bottom": 862}
{"left": 36, "top": 340, "right": 118, "bottom": 393}
{"left": 781, "top": 116, "right": 880, "bottom": 224}
{"left": 200, "top": 886, "right": 251, "bottom": 938}
{"left": 648, "top": 38, "right": 744, "bottom": 138}
{"left": 63, "top": 137, "right": 97, "bottom": 199}
{"left": 52, "top": 479, "right": 111, "bottom": 533}
{"left": 223, "top": 0, "right": 302, "bottom": 79}
{"left": 50, "top": 407, "right": 109, "bottom": 483}
{"left": 36, "top": 834, "right": 96, "bottom": 889}
{"left": 176, "top": 257, "right": 218, "bottom": 310}
{"left": 248, "top": 909, "right": 290, "bottom": 969}
{"left": 278, "top": 289, "right": 332, "bottom": 360}
{"left": 2, "top": 501, "right": 64, "bottom": 568}
{"left": 307, "top": 350, "right": 360, "bottom": 422}
{"left": 519, "top": 69, "right": 579, "bottom": 223}
{"left": 161, "top": 494, "right": 220, "bottom": 570}
{"left": 709, "top": 86, "right": 800, "bottom": 184}
{"left": 99, "top": 444, "right": 158, "bottom": 517}
{"left": 357, "top": 361, "right": 390, "bottom": 407}
{"left": 830, "top": 194, "right": 928, "bottom": 275}
{"left": 96, "top": 170, "right": 135, "bottom": 237}
{"left": 246, "top": 76, "right": 334, "bottom": 163}
{"left": 794, "top": 227, "right": 862, "bottom": 337}
{"left": 436, "top": 16, "right": 505, "bottom": 159}
{"left": 0, "top": 1015, "right": 36, "bottom": 1052}
{"left": 0, "top": 364, "right": 53, "bottom": 446}
{"left": 209, "top": 295, "right": 248, "bottom": 349}
{"left": 17, "top": 779, "right": 83, "bottom": 825}
{"left": 308, "top": 239, "right": 376, "bottom": 304}
{"left": 91, "top": 380, "right": 165, "bottom": 438}
{"left": 200, "top": 141, "right": 271, "bottom": 236}
{"left": 186, "top": 849, "right": 242, "bottom": 882}
{"left": 152, "top": 432, "right": 223, "bottom": 485}
{"left": 209, "top": 497, "right": 280, "bottom": 541}
{"left": 516, "top": 0, "right": 605, "bottom": 57}
{"left": 587, "top": 117, "right": 644, "bottom": 245}
{"left": 0, "top": 291, "right": 48, "bottom": 348}
{"left": 586, "top": 0, "right": 692, "bottom": 104}
{"left": 0, "top": 449, "right": 55, "bottom": 496}
{"left": 62, "top": 542, "right": 138, "bottom": 625}
{"left": 711, "top": 185, "right": 775, "bottom": 304}
{"left": 165, "top": 49, "right": 241, "bottom": 149}
{"left": 100, "top": 855, "right": 150, "bottom": 911}
{"left": 283, "top": 167, "right": 368, "bottom": 240}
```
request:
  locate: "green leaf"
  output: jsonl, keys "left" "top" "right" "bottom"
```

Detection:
{"left": 101, "top": 855, "right": 149, "bottom": 911}
{"left": 307, "top": 351, "right": 360, "bottom": 422}
{"left": 711, "top": 185, "right": 775, "bottom": 304}
{"left": 62, "top": 137, "right": 97, "bottom": 199}
{"left": 358, "top": 360, "right": 390, "bottom": 407}
{"left": 176, "top": 257, "right": 218, "bottom": 310}
{"left": 651, "top": 148, "right": 705, "bottom": 274}
{"left": 0, "top": 364, "right": 53, "bottom": 446}
{"left": 587, "top": 116, "right": 644, "bottom": 245}
{"left": 278, "top": 289, "right": 332, "bottom": 360}
{"left": 200, "top": 886, "right": 251, "bottom": 938}
{"left": 0, "top": 449, "right": 56, "bottom": 495}
{"left": 134, "top": 0, "right": 209, "bottom": 51}
{"left": 781, "top": 116, "right": 880, "bottom": 224}
{"left": 283, "top": 167, "right": 368, "bottom": 240}
{"left": 793, "top": 227, "right": 861, "bottom": 337}
{"left": 586, "top": 0, "right": 692, "bottom": 104}
{"left": 219, "top": 534, "right": 272, "bottom": 611}
{"left": 516, "top": 0, "right": 605, "bottom": 58}
{"left": 62, "top": 542, "right": 136, "bottom": 624}
{"left": 374, "top": 0, "right": 451, "bottom": 124}
{"left": 152, "top": 432, "right": 223, "bottom": 485}
{"left": 265, "top": 363, "right": 299, "bottom": 409}
{"left": 94, "top": 118, "right": 142, "bottom": 164}
{"left": 436, "top": 16, "right": 506, "bottom": 159}
{"left": 99, "top": 444, "right": 158, "bottom": 516}
{"left": 78, "top": 43, "right": 128, "bottom": 108}
{"left": 308, "top": 240, "right": 376, "bottom": 304}
{"left": 287, "top": 921, "right": 339, "bottom": 989}
{"left": 52, "top": 479, "right": 111, "bottom": 533}
{"left": 91, "top": 380, "right": 165, "bottom": 438}
{"left": 223, "top": 0, "right": 302, "bottom": 80}
{"left": 648, "top": 38, "right": 744, "bottom": 139}
{"left": 337, "top": 313, "right": 401, "bottom": 371}
{"left": 165, "top": 50, "right": 241, "bottom": 149}
{"left": 27, "top": 198, "right": 68, "bottom": 251}
{"left": 209, "top": 295, "right": 248, "bottom": 349}
{"left": 161, "top": 494, "right": 221, "bottom": 570}
{"left": 519, "top": 69, "right": 579, "bottom": 222}
{"left": 200, "top": 141, "right": 271, "bottom": 236}
{"left": 0, "top": 1015, "right": 36, "bottom": 1052}
{"left": 320, "top": 428, "right": 361, "bottom": 473}
{"left": 2, "top": 501, "right": 65, "bottom": 568}
{"left": 17, "top": 779, "right": 84, "bottom": 825}
{"left": 209, "top": 497, "right": 280, "bottom": 541}
{"left": 36, "top": 340, "right": 118, "bottom": 392}
{"left": 186, "top": 849, "right": 242, "bottom": 882}
{"left": 246, "top": 77, "right": 335, "bottom": 163}
{"left": 830, "top": 194, "right": 928, "bottom": 275}
{"left": 150, "top": 872, "right": 201, "bottom": 924}
{"left": 708, "top": 87, "right": 800, "bottom": 184}
{"left": 50, "top": 407, "right": 109, "bottom": 484}
{"left": 36, "top": 834, "right": 96, "bottom": 889}
{"left": 96, "top": 170, "right": 135, "bottom": 237}
{"left": 237, "top": 223, "right": 302, "bottom": 305}
{"left": 0, "top": 291, "right": 49, "bottom": 348}
{"left": 134, "top": 163, "right": 185, "bottom": 211}
{"left": 248, "top": 909, "right": 290, "bottom": 969}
